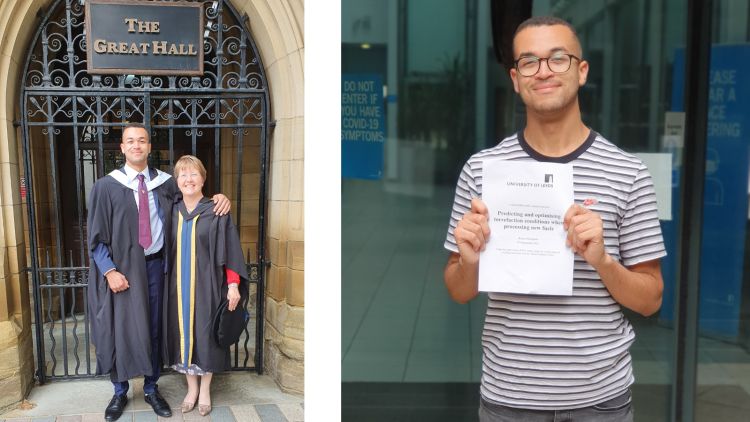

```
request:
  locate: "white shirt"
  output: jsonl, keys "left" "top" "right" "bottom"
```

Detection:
{"left": 123, "top": 164, "right": 164, "bottom": 255}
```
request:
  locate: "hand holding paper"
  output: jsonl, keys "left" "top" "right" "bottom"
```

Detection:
{"left": 478, "top": 160, "right": 575, "bottom": 295}
{"left": 564, "top": 202, "right": 606, "bottom": 268}
{"left": 454, "top": 198, "right": 491, "bottom": 265}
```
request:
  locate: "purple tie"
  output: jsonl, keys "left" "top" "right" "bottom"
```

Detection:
{"left": 137, "top": 174, "right": 152, "bottom": 250}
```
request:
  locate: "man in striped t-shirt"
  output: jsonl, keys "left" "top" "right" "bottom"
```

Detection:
{"left": 444, "top": 16, "right": 666, "bottom": 422}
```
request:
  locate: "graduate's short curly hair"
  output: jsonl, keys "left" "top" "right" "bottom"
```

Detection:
{"left": 174, "top": 155, "right": 207, "bottom": 181}
{"left": 512, "top": 16, "right": 582, "bottom": 56}
{"left": 513, "top": 16, "right": 578, "bottom": 39}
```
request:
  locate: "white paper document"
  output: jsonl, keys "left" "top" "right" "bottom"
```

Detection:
{"left": 478, "top": 160, "right": 575, "bottom": 295}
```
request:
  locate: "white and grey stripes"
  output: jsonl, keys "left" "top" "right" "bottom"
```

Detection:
{"left": 444, "top": 130, "right": 666, "bottom": 410}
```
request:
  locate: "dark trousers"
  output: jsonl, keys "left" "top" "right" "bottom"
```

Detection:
{"left": 478, "top": 390, "right": 633, "bottom": 422}
{"left": 112, "top": 258, "right": 164, "bottom": 396}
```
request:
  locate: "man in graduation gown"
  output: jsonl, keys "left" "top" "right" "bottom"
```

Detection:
{"left": 87, "top": 123, "right": 231, "bottom": 421}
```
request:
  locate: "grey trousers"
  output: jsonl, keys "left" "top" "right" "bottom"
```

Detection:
{"left": 478, "top": 390, "right": 633, "bottom": 422}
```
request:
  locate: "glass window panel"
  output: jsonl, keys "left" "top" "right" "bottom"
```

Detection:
{"left": 539, "top": 2, "right": 685, "bottom": 420}
{"left": 695, "top": 1, "right": 750, "bottom": 421}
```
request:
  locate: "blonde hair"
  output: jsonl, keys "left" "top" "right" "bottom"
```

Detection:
{"left": 174, "top": 155, "right": 207, "bottom": 181}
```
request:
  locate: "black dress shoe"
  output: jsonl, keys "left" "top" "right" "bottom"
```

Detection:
{"left": 144, "top": 389, "right": 172, "bottom": 417}
{"left": 104, "top": 394, "right": 128, "bottom": 421}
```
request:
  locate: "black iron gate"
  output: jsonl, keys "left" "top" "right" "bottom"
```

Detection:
{"left": 19, "top": 0, "right": 270, "bottom": 383}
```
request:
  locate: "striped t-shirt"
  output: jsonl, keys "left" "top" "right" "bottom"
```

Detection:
{"left": 444, "top": 130, "right": 666, "bottom": 410}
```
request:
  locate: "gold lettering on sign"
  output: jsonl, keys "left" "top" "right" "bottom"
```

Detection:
{"left": 152, "top": 41, "right": 167, "bottom": 55}
{"left": 93, "top": 16, "right": 198, "bottom": 57}
{"left": 95, "top": 40, "right": 198, "bottom": 55}
{"left": 125, "top": 18, "right": 137, "bottom": 33}
{"left": 93, "top": 39, "right": 107, "bottom": 53}
{"left": 124, "top": 18, "right": 161, "bottom": 33}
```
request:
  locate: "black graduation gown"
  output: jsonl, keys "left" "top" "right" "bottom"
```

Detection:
{"left": 87, "top": 168, "right": 177, "bottom": 381}
{"left": 162, "top": 198, "right": 249, "bottom": 373}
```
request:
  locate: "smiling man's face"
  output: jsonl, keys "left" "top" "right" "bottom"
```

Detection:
{"left": 120, "top": 126, "right": 151, "bottom": 168}
{"left": 510, "top": 24, "right": 588, "bottom": 116}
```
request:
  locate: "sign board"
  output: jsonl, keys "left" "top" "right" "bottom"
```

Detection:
{"left": 341, "top": 74, "right": 385, "bottom": 179}
{"left": 662, "top": 45, "right": 750, "bottom": 338}
{"left": 85, "top": 0, "right": 203, "bottom": 75}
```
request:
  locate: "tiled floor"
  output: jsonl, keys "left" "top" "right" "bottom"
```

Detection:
{"left": 0, "top": 403, "right": 300, "bottom": 422}
{"left": 0, "top": 372, "right": 303, "bottom": 422}
{"left": 342, "top": 179, "right": 750, "bottom": 421}
{"left": 342, "top": 179, "right": 480, "bottom": 383}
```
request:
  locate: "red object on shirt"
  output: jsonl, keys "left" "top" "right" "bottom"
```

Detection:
{"left": 226, "top": 268, "right": 240, "bottom": 285}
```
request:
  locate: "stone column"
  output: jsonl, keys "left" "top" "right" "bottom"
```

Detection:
{"left": 0, "top": 198, "right": 36, "bottom": 411}
{"left": 237, "top": 0, "right": 305, "bottom": 394}
{"left": 0, "top": 0, "right": 46, "bottom": 410}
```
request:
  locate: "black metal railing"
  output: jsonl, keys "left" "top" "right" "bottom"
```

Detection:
{"left": 27, "top": 250, "right": 263, "bottom": 381}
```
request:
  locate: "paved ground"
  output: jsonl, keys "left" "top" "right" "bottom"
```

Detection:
{"left": 0, "top": 372, "right": 303, "bottom": 421}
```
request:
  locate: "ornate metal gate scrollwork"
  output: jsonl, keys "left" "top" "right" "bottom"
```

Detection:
{"left": 20, "top": 0, "right": 270, "bottom": 383}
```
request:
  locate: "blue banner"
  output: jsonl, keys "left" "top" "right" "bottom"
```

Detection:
{"left": 667, "top": 45, "right": 750, "bottom": 338}
{"left": 342, "top": 74, "right": 385, "bottom": 180}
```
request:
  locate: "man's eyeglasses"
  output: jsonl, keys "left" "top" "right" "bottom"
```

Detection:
{"left": 514, "top": 53, "right": 582, "bottom": 77}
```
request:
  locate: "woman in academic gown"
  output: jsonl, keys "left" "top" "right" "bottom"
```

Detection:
{"left": 162, "top": 155, "right": 249, "bottom": 416}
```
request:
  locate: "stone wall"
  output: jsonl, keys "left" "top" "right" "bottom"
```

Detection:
{"left": 0, "top": 0, "right": 44, "bottom": 411}
{"left": 238, "top": 0, "right": 305, "bottom": 394}
{"left": 0, "top": 317, "right": 34, "bottom": 411}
